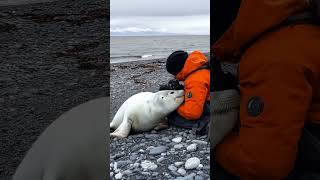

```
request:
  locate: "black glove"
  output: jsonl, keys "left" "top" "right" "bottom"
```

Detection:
{"left": 210, "top": 57, "right": 239, "bottom": 92}
{"left": 159, "top": 79, "right": 184, "bottom": 90}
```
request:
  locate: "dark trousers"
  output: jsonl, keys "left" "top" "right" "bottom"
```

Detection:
{"left": 167, "top": 102, "right": 210, "bottom": 130}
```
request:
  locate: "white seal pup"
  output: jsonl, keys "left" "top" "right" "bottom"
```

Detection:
{"left": 110, "top": 90, "right": 184, "bottom": 138}
{"left": 12, "top": 97, "right": 108, "bottom": 180}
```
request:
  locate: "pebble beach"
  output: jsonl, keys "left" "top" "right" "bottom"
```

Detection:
{"left": 110, "top": 59, "right": 210, "bottom": 180}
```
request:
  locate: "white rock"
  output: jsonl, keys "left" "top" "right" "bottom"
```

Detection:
{"left": 114, "top": 162, "right": 118, "bottom": 170}
{"left": 157, "top": 157, "right": 165, "bottom": 163}
{"left": 177, "top": 168, "right": 187, "bottom": 176}
{"left": 146, "top": 146, "right": 155, "bottom": 151}
{"left": 141, "top": 160, "right": 158, "bottom": 171}
{"left": 174, "top": 144, "right": 184, "bottom": 149}
{"left": 133, "top": 163, "right": 140, "bottom": 168}
{"left": 185, "top": 157, "right": 201, "bottom": 170}
{"left": 139, "top": 149, "right": 145, "bottom": 153}
{"left": 172, "top": 137, "right": 182, "bottom": 143}
{"left": 168, "top": 165, "right": 177, "bottom": 171}
{"left": 187, "top": 143, "right": 197, "bottom": 152}
{"left": 197, "top": 171, "right": 204, "bottom": 175}
{"left": 115, "top": 172, "right": 123, "bottom": 179}
{"left": 192, "top": 140, "right": 208, "bottom": 145}
{"left": 174, "top": 162, "right": 184, "bottom": 167}
{"left": 123, "top": 169, "right": 133, "bottom": 175}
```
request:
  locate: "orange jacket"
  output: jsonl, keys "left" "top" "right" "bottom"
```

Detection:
{"left": 212, "top": 0, "right": 320, "bottom": 179}
{"left": 175, "top": 51, "right": 210, "bottom": 120}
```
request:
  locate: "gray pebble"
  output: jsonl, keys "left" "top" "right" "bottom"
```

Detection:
{"left": 141, "top": 160, "right": 158, "bottom": 171}
{"left": 184, "top": 173, "right": 197, "bottom": 180}
{"left": 133, "top": 163, "right": 140, "bottom": 168}
{"left": 157, "top": 157, "right": 165, "bottom": 163}
{"left": 152, "top": 172, "right": 159, "bottom": 176}
{"left": 141, "top": 172, "right": 151, "bottom": 176}
{"left": 149, "top": 146, "right": 168, "bottom": 155}
{"left": 177, "top": 168, "right": 186, "bottom": 176}
{"left": 145, "top": 134, "right": 159, "bottom": 139}
{"left": 114, "top": 169, "right": 120, "bottom": 173}
{"left": 116, "top": 160, "right": 131, "bottom": 169}
{"left": 173, "top": 144, "right": 184, "bottom": 149}
{"left": 168, "top": 165, "right": 177, "bottom": 171}
{"left": 174, "top": 162, "right": 184, "bottom": 167}
{"left": 170, "top": 170, "right": 181, "bottom": 177}
{"left": 123, "top": 169, "right": 133, "bottom": 175}
{"left": 192, "top": 140, "right": 208, "bottom": 145}
{"left": 161, "top": 137, "right": 170, "bottom": 142}
{"left": 202, "top": 166, "right": 210, "bottom": 170}
{"left": 186, "top": 143, "right": 197, "bottom": 152}
{"left": 172, "top": 137, "right": 182, "bottom": 143}
{"left": 195, "top": 175, "right": 205, "bottom": 180}
{"left": 197, "top": 164, "right": 203, "bottom": 170}
{"left": 185, "top": 157, "right": 201, "bottom": 170}
{"left": 129, "top": 153, "right": 138, "bottom": 160}
{"left": 115, "top": 172, "right": 123, "bottom": 179}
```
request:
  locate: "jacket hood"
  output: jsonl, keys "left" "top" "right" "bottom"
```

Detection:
{"left": 212, "top": 0, "right": 310, "bottom": 63}
{"left": 176, "top": 51, "right": 208, "bottom": 80}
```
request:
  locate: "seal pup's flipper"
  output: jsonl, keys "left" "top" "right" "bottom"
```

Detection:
{"left": 110, "top": 116, "right": 132, "bottom": 138}
{"left": 154, "top": 117, "right": 169, "bottom": 131}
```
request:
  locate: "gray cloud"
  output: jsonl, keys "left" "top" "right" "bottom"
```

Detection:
{"left": 111, "top": 0, "right": 210, "bottom": 35}
{"left": 111, "top": 0, "right": 209, "bottom": 17}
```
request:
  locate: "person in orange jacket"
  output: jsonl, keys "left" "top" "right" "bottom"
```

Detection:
{"left": 163, "top": 50, "right": 210, "bottom": 133}
{"left": 211, "top": 0, "right": 320, "bottom": 179}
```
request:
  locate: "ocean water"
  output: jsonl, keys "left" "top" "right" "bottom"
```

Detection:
{"left": 110, "top": 35, "right": 210, "bottom": 64}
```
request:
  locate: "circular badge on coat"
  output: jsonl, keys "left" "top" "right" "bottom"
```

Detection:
{"left": 187, "top": 92, "right": 192, "bottom": 98}
{"left": 247, "top": 96, "right": 264, "bottom": 117}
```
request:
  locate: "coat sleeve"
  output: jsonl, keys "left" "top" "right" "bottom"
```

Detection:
{"left": 214, "top": 61, "right": 314, "bottom": 179}
{"left": 177, "top": 77, "right": 210, "bottom": 120}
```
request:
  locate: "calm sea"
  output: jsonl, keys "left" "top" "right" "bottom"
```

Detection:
{"left": 110, "top": 35, "right": 210, "bottom": 64}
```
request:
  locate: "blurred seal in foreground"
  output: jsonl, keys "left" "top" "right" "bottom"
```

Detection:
{"left": 12, "top": 97, "right": 108, "bottom": 180}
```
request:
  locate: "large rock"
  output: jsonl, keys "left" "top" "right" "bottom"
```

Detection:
{"left": 185, "top": 157, "right": 201, "bottom": 170}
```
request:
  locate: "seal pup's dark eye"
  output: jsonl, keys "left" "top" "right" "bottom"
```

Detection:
{"left": 170, "top": 92, "right": 174, "bottom": 94}
{"left": 161, "top": 97, "right": 164, "bottom": 99}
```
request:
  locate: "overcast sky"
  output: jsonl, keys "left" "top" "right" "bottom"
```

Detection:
{"left": 111, "top": 0, "right": 210, "bottom": 36}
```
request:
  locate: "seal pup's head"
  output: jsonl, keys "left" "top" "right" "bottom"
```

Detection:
{"left": 154, "top": 90, "right": 184, "bottom": 115}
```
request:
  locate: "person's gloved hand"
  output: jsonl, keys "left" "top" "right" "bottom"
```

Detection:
{"left": 212, "top": 72, "right": 238, "bottom": 92}
{"left": 210, "top": 56, "right": 239, "bottom": 92}
{"left": 159, "top": 79, "right": 184, "bottom": 90}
